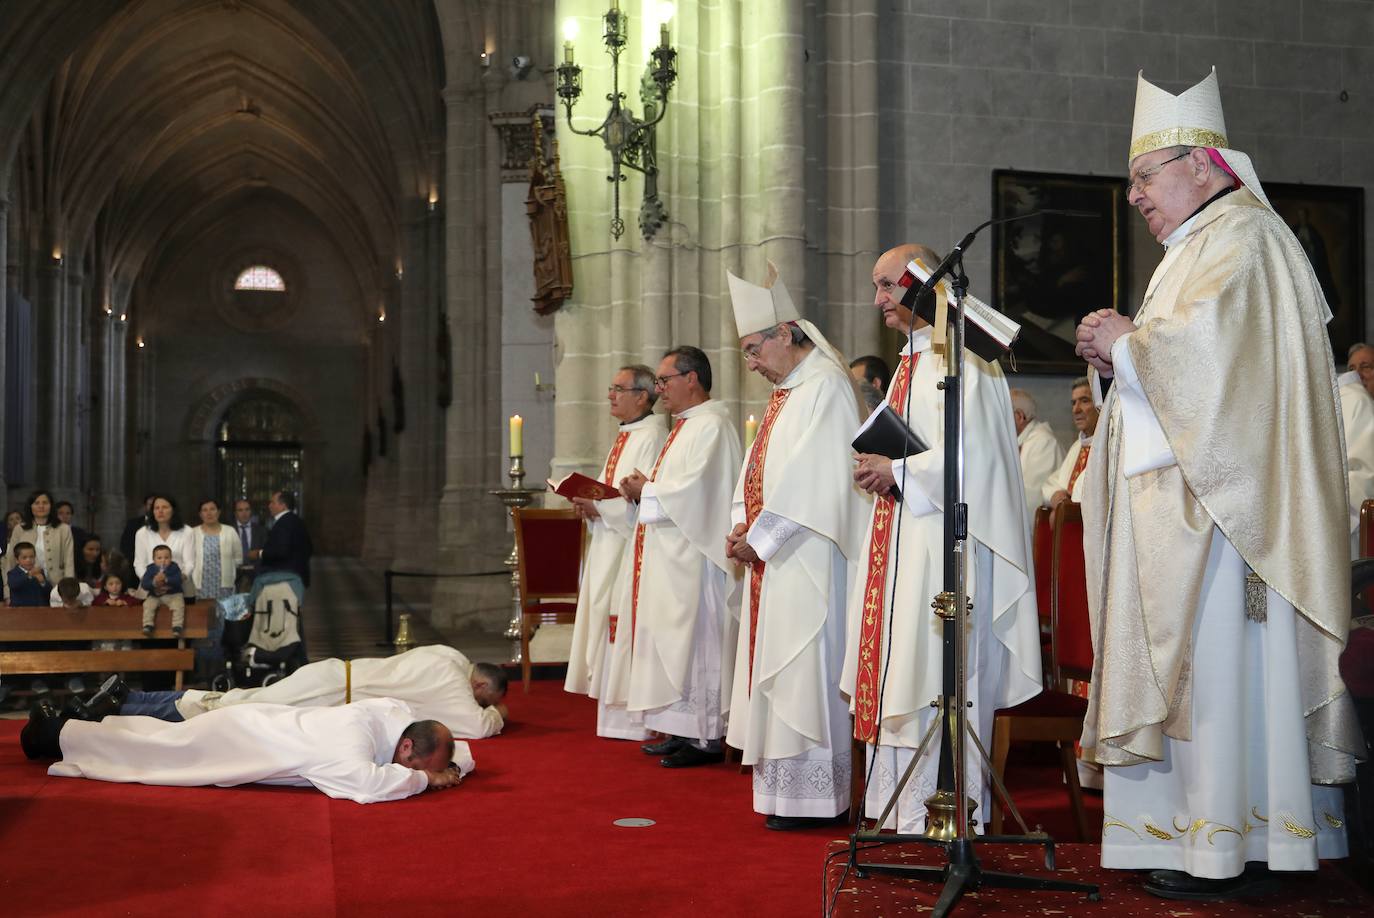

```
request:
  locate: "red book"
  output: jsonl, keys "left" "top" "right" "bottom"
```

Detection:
{"left": 548, "top": 472, "right": 620, "bottom": 501}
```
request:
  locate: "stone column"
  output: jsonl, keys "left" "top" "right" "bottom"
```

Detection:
{"left": 551, "top": 0, "right": 811, "bottom": 475}
{"left": 37, "top": 258, "right": 66, "bottom": 488}
{"left": 64, "top": 268, "right": 85, "bottom": 495}
{"left": 93, "top": 309, "right": 128, "bottom": 538}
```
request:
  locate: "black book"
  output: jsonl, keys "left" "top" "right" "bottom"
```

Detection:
{"left": 852, "top": 405, "right": 930, "bottom": 500}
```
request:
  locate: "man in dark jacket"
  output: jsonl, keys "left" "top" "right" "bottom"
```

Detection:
{"left": 259, "top": 490, "right": 313, "bottom": 587}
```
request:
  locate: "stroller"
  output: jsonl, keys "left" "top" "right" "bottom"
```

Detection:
{"left": 214, "top": 582, "right": 306, "bottom": 691}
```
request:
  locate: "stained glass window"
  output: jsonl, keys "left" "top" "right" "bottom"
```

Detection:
{"left": 233, "top": 265, "right": 286, "bottom": 292}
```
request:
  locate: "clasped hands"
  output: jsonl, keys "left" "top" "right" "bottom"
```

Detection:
{"left": 1074, "top": 308, "right": 1137, "bottom": 376}
{"left": 725, "top": 523, "right": 759, "bottom": 565}
{"left": 619, "top": 469, "right": 648, "bottom": 503}
{"left": 852, "top": 453, "right": 897, "bottom": 496}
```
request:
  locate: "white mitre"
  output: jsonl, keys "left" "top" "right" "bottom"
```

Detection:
{"left": 1130, "top": 67, "right": 1271, "bottom": 211}
{"left": 726, "top": 262, "right": 852, "bottom": 380}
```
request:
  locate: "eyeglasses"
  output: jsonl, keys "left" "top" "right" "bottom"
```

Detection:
{"left": 742, "top": 338, "right": 770, "bottom": 360}
{"left": 654, "top": 372, "right": 688, "bottom": 388}
{"left": 607, "top": 385, "right": 644, "bottom": 395}
{"left": 1126, "top": 150, "right": 1190, "bottom": 197}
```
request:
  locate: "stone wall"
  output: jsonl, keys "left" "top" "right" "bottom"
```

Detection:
{"left": 882, "top": 0, "right": 1374, "bottom": 446}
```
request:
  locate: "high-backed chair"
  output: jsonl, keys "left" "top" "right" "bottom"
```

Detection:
{"left": 512, "top": 508, "right": 586, "bottom": 692}
{"left": 989, "top": 500, "right": 1093, "bottom": 841}
{"left": 1031, "top": 505, "right": 1054, "bottom": 680}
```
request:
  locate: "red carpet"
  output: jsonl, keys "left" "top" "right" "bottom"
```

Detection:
{"left": 2, "top": 686, "right": 1360, "bottom": 916}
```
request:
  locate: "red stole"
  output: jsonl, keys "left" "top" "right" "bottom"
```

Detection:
{"left": 611, "top": 419, "right": 686, "bottom": 644}
{"left": 741, "top": 387, "right": 791, "bottom": 687}
{"left": 853, "top": 353, "right": 917, "bottom": 743}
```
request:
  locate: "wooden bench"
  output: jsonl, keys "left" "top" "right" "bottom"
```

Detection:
{"left": 0, "top": 601, "right": 212, "bottom": 691}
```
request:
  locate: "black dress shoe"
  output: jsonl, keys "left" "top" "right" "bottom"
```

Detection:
{"left": 660, "top": 744, "right": 725, "bottom": 768}
{"left": 20, "top": 699, "right": 67, "bottom": 761}
{"left": 765, "top": 810, "right": 850, "bottom": 831}
{"left": 641, "top": 736, "right": 685, "bottom": 756}
{"left": 65, "top": 674, "right": 128, "bottom": 722}
{"left": 1143, "top": 864, "right": 1282, "bottom": 901}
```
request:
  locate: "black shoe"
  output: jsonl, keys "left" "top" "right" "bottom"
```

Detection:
{"left": 660, "top": 744, "right": 725, "bottom": 768}
{"left": 171, "top": 625, "right": 183, "bottom": 637}
{"left": 67, "top": 674, "right": 128, "bottom": 722}
{"left": 142, "top": 624, "right": 155, "bottom": 637}
{"left": 765, "top": 810, "right": 850, "bottom": 831}
{"left": 1143, "top": 864, "right": 1283, "bottom": 901}
{"left": 641, "top": 736, "right": 685, "bottom": 756}
{"left": 20, "top": 699, "right": 67, "bottom": 760}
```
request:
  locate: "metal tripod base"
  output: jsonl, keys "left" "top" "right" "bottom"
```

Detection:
{"left": 850, "top": 835, "right": 1100, "bottom": 917}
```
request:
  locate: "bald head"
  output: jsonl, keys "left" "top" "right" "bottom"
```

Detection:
{"left": 872, "top": 244, "right": 943, "bottom": 334}
{"left": 1349, "top": 343, "right": 1374, "bottom": 397}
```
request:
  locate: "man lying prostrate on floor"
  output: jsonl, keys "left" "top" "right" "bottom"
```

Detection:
{"left": 22, "top": 698, "right": 473, "bottom": 804}
{"left": 116, "top": 645, "right": 509, "bottom": 739}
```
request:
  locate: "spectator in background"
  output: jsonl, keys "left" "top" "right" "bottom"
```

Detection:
{"left": 191, "top": 498, "right": 242, "bottom": 602}
{"left": 2, "top": 491, "right": 76, "bottom": 600}
{"left": 1347, "top": 342, "right": 1374, "bottom": 400}
{"left": 232, "top": 499, "right": 266, "bottom": 562}
{"left": 119, "top": 494, "right": 155, "bottom": 559}
{"left": 101, "top": 549, "right": 138, "bottom": 595}
{"left": 259, "top": 490, "right": 312, "bottom": 587}
{"left": 133, "top": 495, "right": 196, "bottom": 600}
{"left": 54, "top": 501, "right": 93, "bottom": 552}
{"left": 74, "top": 536, "right": 105, "bottom": 591}
{"left": 848, "top": 355, "right": 891, "bottom": 413}
{"left": 1010, "top": 388, "right": 1065, "bottom": 517}
{"left": 4, "top": 509, "right": 24, "bottom": 557}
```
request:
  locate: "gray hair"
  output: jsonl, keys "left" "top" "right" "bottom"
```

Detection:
{"left": 1009, "top": 388, "right": 1037, "bottom": 420}
{"left": 620, "top": 364, "right": 659, "bottom": 408}
{"left": 1071, "top": 376, "right": 1090, "bottom": 392}
{"left": 762, "top": 322, "right": 810, "bottom": 347}
{"left": 1347, "top": 342, "right": 1374, "bottom": 360}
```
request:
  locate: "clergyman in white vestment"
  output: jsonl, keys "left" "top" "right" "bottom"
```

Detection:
{"left": 1011, "top": 389, "right": 1064, "bottom": 517}
{"left": 1041, "top": 378, "right": 1097, "bottom": 509}
{"left": 842, "top": 243, "right": 1042, "bottom": 834}
{"left": 48, "top": 698, "right": 472, "bottom": 804}
{"left": 563, "top": 365, "right": 667, "bottom": 740}
{"left": 620, "top": 346, "right": 743, "bottom": 766}
{"left": 1074, "top": 69, "right": 1363, "bottom": 899}
{"left": 723, "top": 264, "right": 871, "bottom": 827}
{"left": 1337, "top": 369, "right": 1374, "bottom": 559}
{"left": 160, "top": 645, "right": 507, "bottom": 739}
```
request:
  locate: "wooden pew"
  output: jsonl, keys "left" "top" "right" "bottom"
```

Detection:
{"left": 0, "top": 601, "right": 211, "bottom": 690}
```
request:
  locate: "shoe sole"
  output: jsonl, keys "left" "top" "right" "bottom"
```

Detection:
{"left": 1143, "top": 876, "right": 1283, "bottom": 901}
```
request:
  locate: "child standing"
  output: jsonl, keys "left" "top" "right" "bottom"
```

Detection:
{"left": 6, "top": 543, "right": 49, "bottom": 607}
{"left": 140, "top": 544, "right": 185, "bottom": 636}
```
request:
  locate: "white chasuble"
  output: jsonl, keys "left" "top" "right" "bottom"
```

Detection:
{"left": 564, "top": 415, "right": 668, "bottom": 699}
{"left": 722, "top": 351, "right": 870, "bottom": 816}
{"left": 1081, "top": 189, "right": 1362, "bottom": 876}
{"left": 625, "top": 400, "right": 742, "bottom": 739}
{"left": 1339, "top": 380, "right": 1374, "bottom": 559}
{"left": 178, "top": 646, "right": 503, "bottom": 739}
{"left": 1017, "top": 419, "right": 1064, "bottom": 515}
{"left": 840, "top": 327, "right": 1042, "bottom": 833}
{"left": 51, "top": 698, "right": 475, "bottom": 804}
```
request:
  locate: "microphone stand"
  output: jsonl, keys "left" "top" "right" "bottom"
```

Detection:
{"left": 841, "top": 221, "right": 1099, "bottom": 917}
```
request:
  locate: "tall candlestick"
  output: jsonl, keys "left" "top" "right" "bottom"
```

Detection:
{"left": 510, "top": 414, "right": 524, "bottom": 456}
{"left": 744, "top": 414, "right": 758, "bottom": 451}
{"left": 660, "top": 22, "right": 669, "bottom": 47}
{"left": 564, "top": 40, "right": 574, "bottom": 64}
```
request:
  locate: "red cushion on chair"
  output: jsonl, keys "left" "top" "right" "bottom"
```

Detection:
{"left": 1341, "top": 626, "right": 1374, "bottom": 699}
{"left": 995, "top": 690, "right": 1089, "bottom": 718}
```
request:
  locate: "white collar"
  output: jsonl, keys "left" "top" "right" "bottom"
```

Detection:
{"left": 899, "top": 325, "right": 935, "bottom": 356}
{"left": 273, "top": 509, "right": 289, "bottom": 522}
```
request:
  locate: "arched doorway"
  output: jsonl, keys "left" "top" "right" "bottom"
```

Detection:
{"left": 215, "top": 392, "right": 305, "bottom": 516}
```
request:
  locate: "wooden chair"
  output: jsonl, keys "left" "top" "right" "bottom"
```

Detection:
{"left": 989, "top": 500, "right": 1093, "bottom": 841}
{"left": 512, "top": 507, "right": 586, "bottom": 692}
{"left": 1031, "top": 505, "right": 1054, "bottom": 681}
{"left": 1362, "top": 499, "right": 1373, "bottom": 560}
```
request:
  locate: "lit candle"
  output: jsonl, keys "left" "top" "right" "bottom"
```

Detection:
{"left": 660, "top": 23, "right": 669, "bottom": 47}
{"left": 564, "top": 40, "right": 574, "bottom": 64}
{"left": 510, "top": 414, "right": 524, "bottom": 457}
{"left": 744, "top": 414, "right": 758, "bottom": 451}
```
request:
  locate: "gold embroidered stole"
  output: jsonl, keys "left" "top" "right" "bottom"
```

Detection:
{"left": 742, "top": 387, "right": 791, "bottom": 687}
{"left": 613, "top": 419, "right": 686, "bottom": 644}
{"left": 602, "top": 431, "right": 629, "bottom": 484}
{"left": 853, "top": 353, "right": 916, "bottom": 743}
{"left": 1066, "top": 444, "right": 1091, "bottom": 495}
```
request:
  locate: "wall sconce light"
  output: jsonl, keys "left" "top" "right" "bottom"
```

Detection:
{"left": 428, "top": 187, "right": 439, "bottom": 211}
{"left": 136, "top": 336, "right": 146, "bottom": 349}
{"left": 395, "top": 262, "right": 403, "bottom": 280}
{"left": 378, "top": 309, "right": 387, "bottom": 324}
{"left": 104, "top": 306, "right": 113, "bottom": 316}
{"left": 557, "top": 1, "right": 678, "bottom": 239}
{"left": 480, "top": 50, "right": 491, "bottom": 68}
{"left": 52, "top": 247, "right": 63, "bottom": 264}
{"left": 119, "top": 313, "right": 127, "bottom": 322}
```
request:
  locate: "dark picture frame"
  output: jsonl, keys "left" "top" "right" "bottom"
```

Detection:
{"left": 991, "top": 170, "right": 1130, "bottom": 373}
{"left": 1265, "top": 182, "right": 1365, "bottom": 362}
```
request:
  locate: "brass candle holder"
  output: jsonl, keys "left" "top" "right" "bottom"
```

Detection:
{"left": 489, "top": 454, "right": 541, "bottom": 663}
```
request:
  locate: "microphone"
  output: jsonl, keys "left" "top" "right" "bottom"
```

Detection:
{"left": 900, "top": 208, "right": 1098, "bottom": 308}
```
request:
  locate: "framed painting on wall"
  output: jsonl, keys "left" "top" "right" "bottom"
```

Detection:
{"left": 991, "top": 170, "right": 1130, "bottom": 373}
{"left": 1265, "top": 181, "right": 1365, "bottom": 362}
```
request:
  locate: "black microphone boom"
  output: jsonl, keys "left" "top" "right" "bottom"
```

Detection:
{"left": 900, "top": 208, "right": 1098, "bottom": 309}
